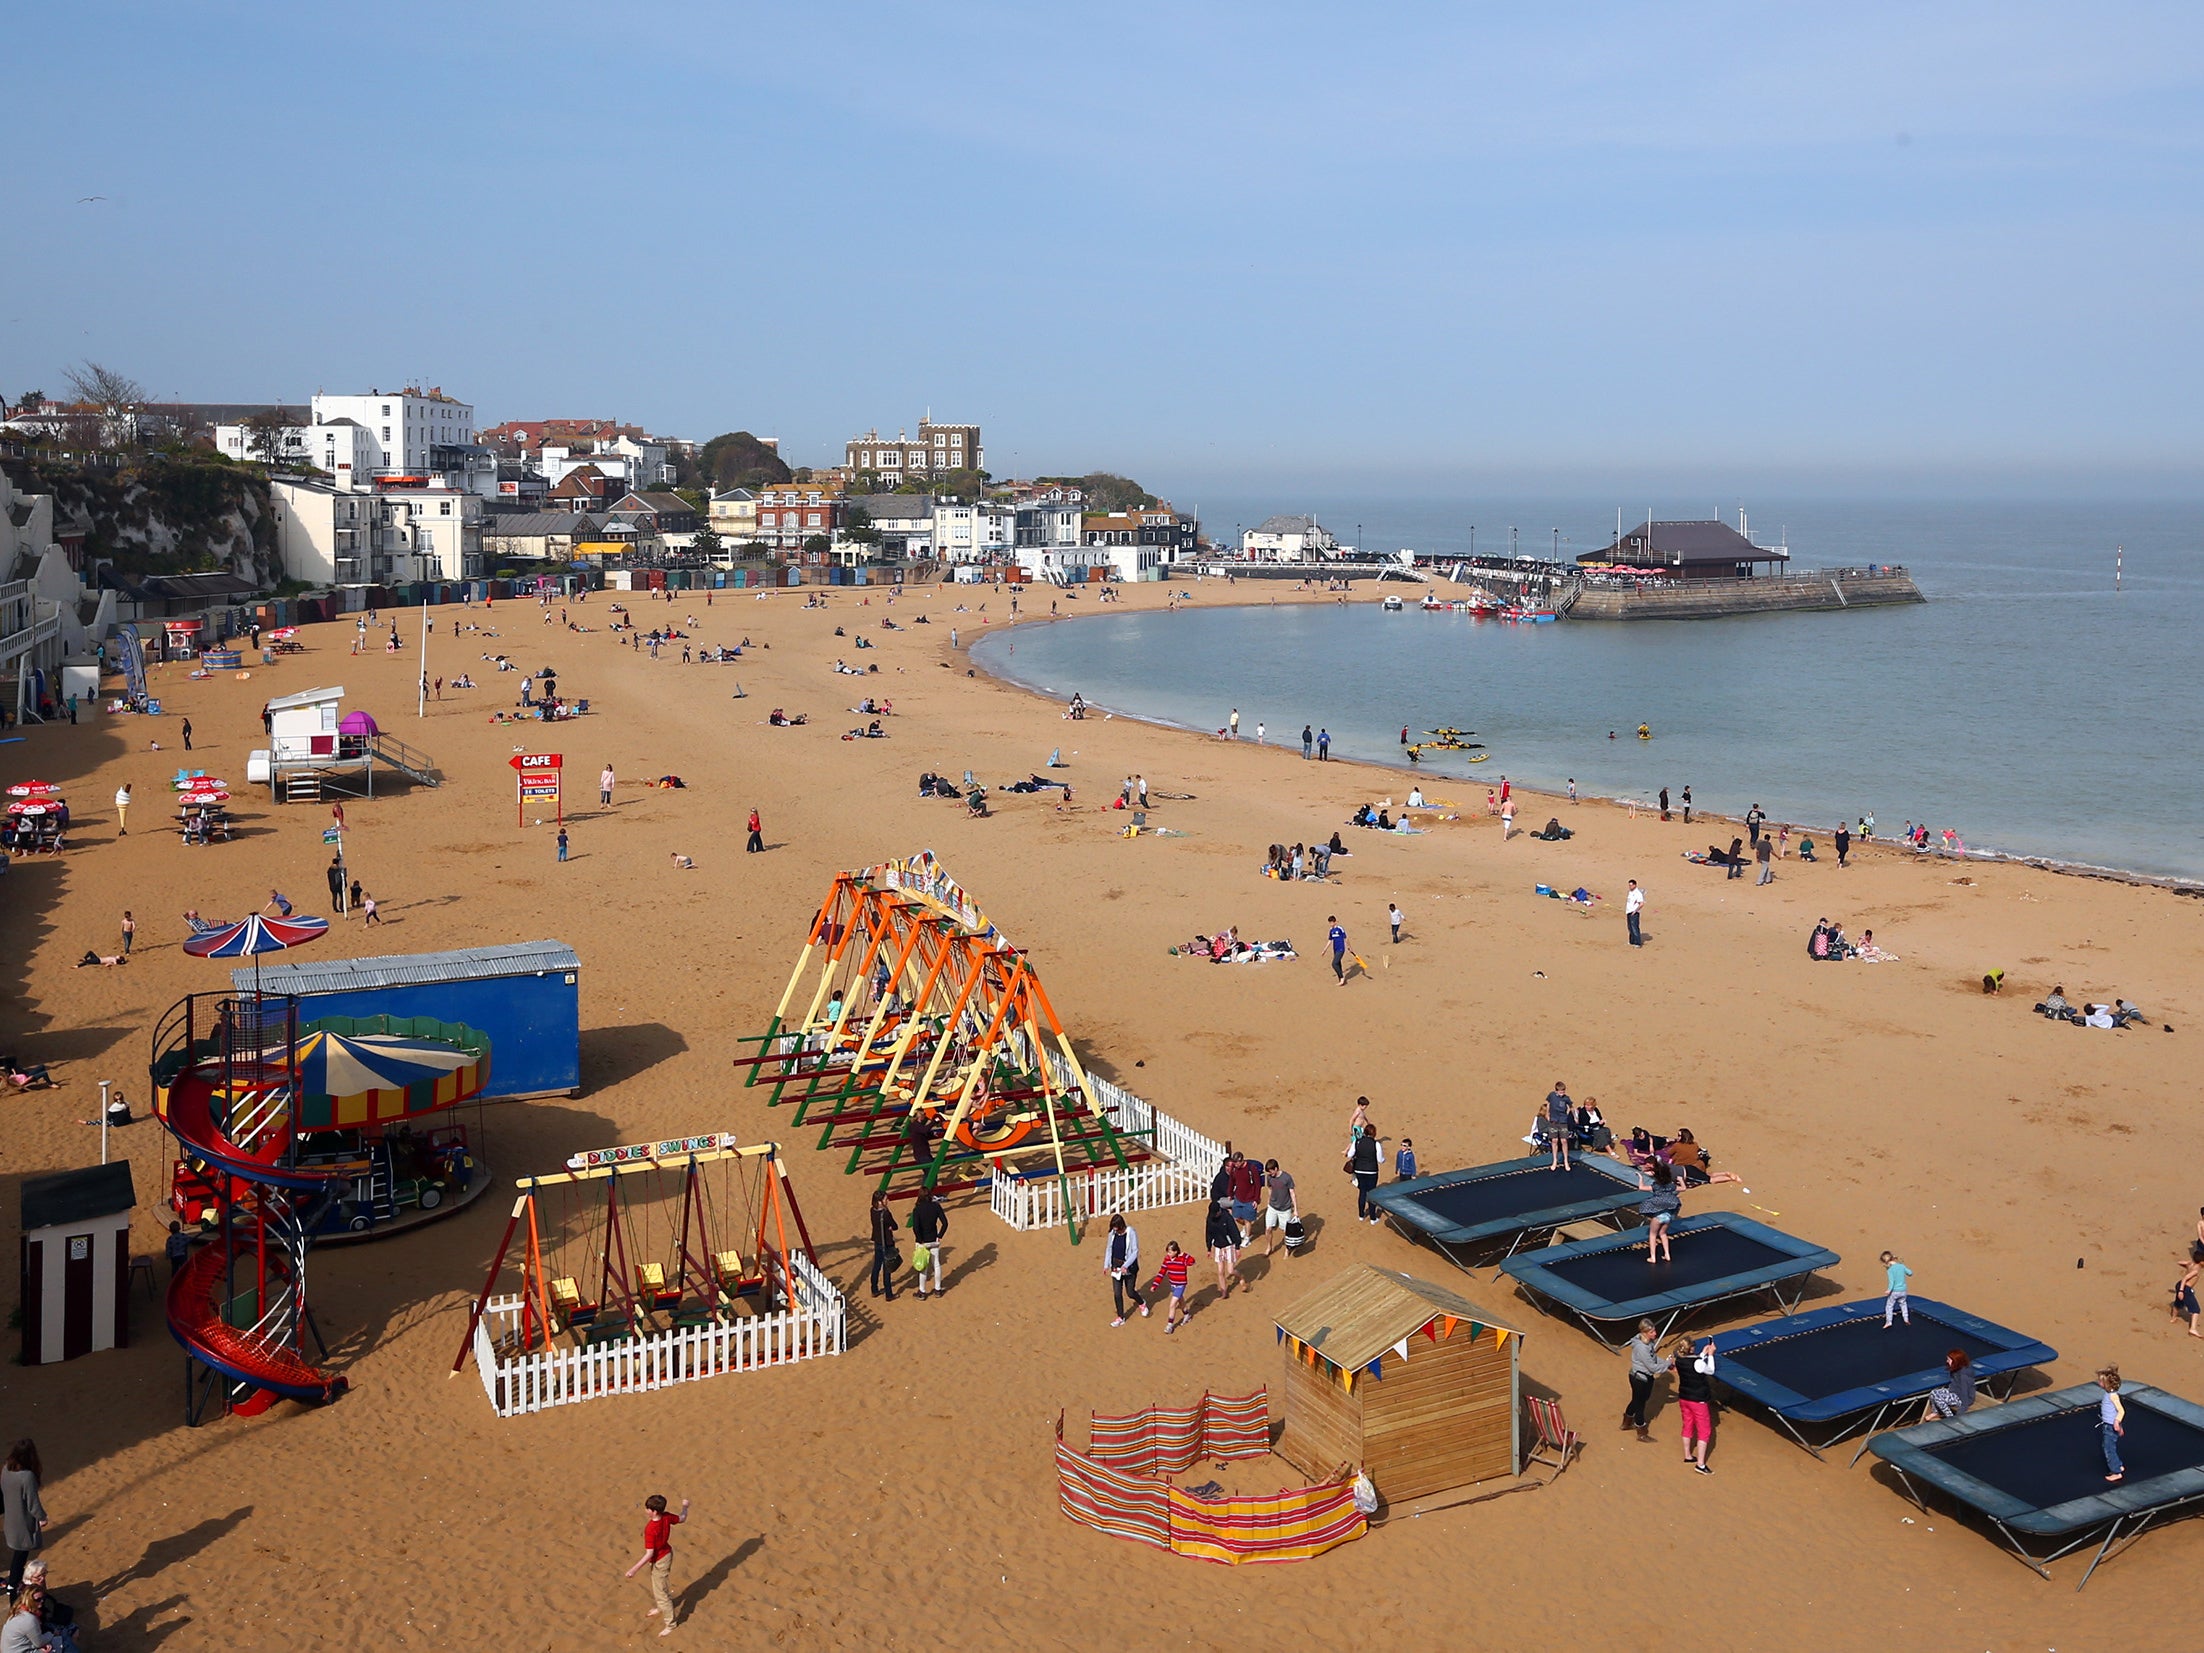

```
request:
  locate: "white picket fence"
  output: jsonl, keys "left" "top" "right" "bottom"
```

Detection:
{"left": 471, "top": 1251, "right": 845, "bottom": 1417}
{"left": 990, "top": 1156, "right": 1215, "bottom": 1230}
{"left": 988, "top": 1062, "right": 1228, "bottom": 1232}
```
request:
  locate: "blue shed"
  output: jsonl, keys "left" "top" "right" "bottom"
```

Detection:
{"left": 237, "top": 940, "right": 582, "bottom": 1099}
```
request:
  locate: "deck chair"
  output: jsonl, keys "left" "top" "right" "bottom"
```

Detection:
{"left": 1523, "top": 1395, "right": 1580, "bottom": 1481}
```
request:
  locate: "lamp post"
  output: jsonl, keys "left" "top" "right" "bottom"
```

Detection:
{"left": 1553, "top": 528, "right": 1560, "bottom": 561}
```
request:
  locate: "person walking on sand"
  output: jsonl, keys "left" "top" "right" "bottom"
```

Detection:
{"left": 1746, "top": 803, "right": 1765, "bottom": 846}
{"left": 1206, "top": 1197, "right": 1244, "bottom": 1300}
{"left": 113, "top": 783, "right": 130, "bottom": 836}
{"left": 1545, "top": 1081, "right": 1574, "bottom": 1170}
{"left": 2180, "top": 1207, "right": 2204, "bottom": 1292}
{"left": 1228, "top": 708, "right": 1239, "bottom": 740}
{"left": 2, "top": 1440, "right": 45, "bottom": 1594}
{"left": 1755, "top": 833, "right": 1774, "bottom": 885}
{"left": 600, "top": 764, "right": 615, "bottom": 807}
{"left": 1261, "top": 1159, "right": 1299, "bottom": 1257}
{"left": 120, "top": 911, "right": 135, "bottom": 955}
{"left": 360, "top": 891, "right": 381, "bottom": 926}
{"left": 1388, "top": 902, "right": 1404, "bottom": 944}
{"left": 867, "top": 1189, "right": 899, "bottom": 1301}
{"left": 180, "top": 717, "right": 193, "bottom": 752}
{"left": 1105, "top": 1214, "right": 1147, "bottom": 1325}
{"left": 2099, "top": 1367, "right": 2127, "bottom": 1483}
{"left": 556, "top": 826, "right": 569, "bottom": 863}
{"left": 1149, "top": 1240, "right": 1194, "bottom": 1333}
{"left": 1568, "top": 777, "right": 1578, "bottom": 804}
{"left": 623, "top": 1493, "right": 689, "bottom": 1635}
{"left": 746, "top": 808, "right": 763, "bottom": 853}
{"left": 909, "top": 1188, "right": 948, "bottom": 1299}
{"left": 1624, "top": 1319, "right": 1661, "bottom": 1441}
{"left": 1625, "top": 880, "right": 1644, "bottom": 947}
{"left": 1327, "top": 916, "right": 1348, "bottom": 984}
{"left": 1301, "top": 724, "right": 1313, "bottom": 759}
{"left": 1882, "top": 1250, "right": 1913, "bottom": 1326}
{"left": 1834, "top": 821, "right": 1851, "bottom": 868}
{"left": 1672, "top": 1338, "right": 1718, "bottom": 1473}
{"left": 1347, "top": 1124, "right": 1383, "bottom": 1223}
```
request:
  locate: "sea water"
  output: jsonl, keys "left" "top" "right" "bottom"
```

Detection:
{"left": 972, "top": 499, "right": 2204, "bottom": 883}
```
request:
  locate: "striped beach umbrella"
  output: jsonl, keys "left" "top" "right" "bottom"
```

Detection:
{"left": 184, "top": 914, "right": 330, "bottom": 957}
{"left": 292, "top": 1024, "right": 490, "bottom": 1128}
{"left": 5, "top": 781, "right": 60, "bottom": 798}
{"left": 184, "top": 911, "right": 330, "bottom": 998}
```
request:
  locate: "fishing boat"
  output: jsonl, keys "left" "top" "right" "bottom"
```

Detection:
{"left": 1500, "top": 605, "right": 1557, "bottom": 624}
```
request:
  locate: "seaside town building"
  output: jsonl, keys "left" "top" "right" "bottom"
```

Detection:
{"left": 755, "top": 478, "right": 847, "bottom": 556}
{"left": 268, "top": 473, "right": 486, "bottom": 584}
{"left": 1084, "top": 505, "right": 1199, "bottom": 562}
{"left": 842, "top": 494, "right": 937, "bottom": 561}
{"left": 932, "top": 501, "right": 1015, "bottom": 564}
{"left": 1579, "top": 518, "right": 1791, "bottom": 580}
{"left": 845, "top": 420, "right": 983, "bottom": 478}
{"left": 480, "top": 511, "right": 608, "bottom": 565}
{"left": 707, "top": 488, "right": 760, "bottom": 544}
{"left": 1241, "top": 514, "right": 1339, "bottom": 560}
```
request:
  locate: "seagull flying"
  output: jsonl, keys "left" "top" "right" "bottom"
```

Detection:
{"left": 78, "top": 196, "right": 106, "bottom": 203}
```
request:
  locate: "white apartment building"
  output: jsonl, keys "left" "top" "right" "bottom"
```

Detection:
{"left": 216, "top": 387, "right": 488, "bottom": 496}
{"left": 310, "top": 388, "right": 474, "bottom": 476}
{"left": 270, "top": 477, "right": 483, "bottom": 585}
{"left": 932, "top": 501, "right": 1013, "bottom": 564}
{"left": 1015, "top": 503, "right": 1081, "bottom": 551}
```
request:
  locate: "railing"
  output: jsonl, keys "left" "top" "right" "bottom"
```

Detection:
{"left": 367, "top": 732, "right": 442, "bottom": 785}
{"left": 991, "top": 1158, "right": 1215, "bottom": 1231}
{"left": 471, "top": 1250, "right": 846, "bottom": 1418}
{"left": 985, "top": 1059, "right": 1226, "bottom": 1233}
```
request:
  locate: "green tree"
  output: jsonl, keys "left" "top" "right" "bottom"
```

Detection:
{"left": 802, "top": 533, "right": 831, "bottom": 556}
{"left": 696, "top": 430, "right": 793, "bottom": 492}
{"left": 691, "top": 525, "right": 725, "bottom": 562}
{"left": 843, "top": 506, "right": 879, "bottom": 548}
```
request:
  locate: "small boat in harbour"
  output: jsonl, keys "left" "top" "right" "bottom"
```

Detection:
{"left": 1382, "top": 594, "right": 1406, "bottom": 611}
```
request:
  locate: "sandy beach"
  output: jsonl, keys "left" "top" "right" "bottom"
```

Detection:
{"left": 1, "top": 575, "right": 2198, "bottom": 1651}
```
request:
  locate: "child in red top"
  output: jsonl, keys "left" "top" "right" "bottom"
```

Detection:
{"left": 1148, "top": 1241, "right": 1193, "bottom": 1335}
{"left": 624, "top": 1493, "right": 689, "bottom": 1635}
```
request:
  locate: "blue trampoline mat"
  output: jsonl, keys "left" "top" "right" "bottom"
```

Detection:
{"left": 1372, "top": 1155, "right": 1641, "bottom": 1245}
{"left": 1712, "top": 1298, "right": 2055, "bottom": 1422}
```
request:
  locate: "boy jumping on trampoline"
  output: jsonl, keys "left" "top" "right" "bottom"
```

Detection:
{"left": 2099, "top": 1366, "right": 2127, "bottom": 1484}
{"left": 1882, "top": 1250, "right": 1913, "bottom": 1327}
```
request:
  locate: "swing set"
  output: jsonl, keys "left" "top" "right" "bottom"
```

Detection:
{"left": 730, "top": 853, "right": 1152, "bottom": 1235}
{"left": 453, "top": 1132, "right": 818, "bottom": 1367}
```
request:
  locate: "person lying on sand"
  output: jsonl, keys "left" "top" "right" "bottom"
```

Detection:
{"left": 76, "top": 951, "right": 128, "bottom": 968}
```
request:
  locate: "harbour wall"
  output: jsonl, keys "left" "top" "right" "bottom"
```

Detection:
{"left": 1566, "top": 570, "right": 1924, "bottom": 621}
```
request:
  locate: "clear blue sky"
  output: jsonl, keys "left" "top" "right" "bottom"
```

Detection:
{"left": 5, "top": 3, "right": 2199, "bottom": 495}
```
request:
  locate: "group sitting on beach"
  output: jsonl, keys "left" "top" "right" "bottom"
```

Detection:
{"left": 1806, "top": 919, "right": 1897, "bottom": 963}
{"left": 1178, "top": 927, "right": 1297, "bottom": 963}
{"left": 767, "top": 709, "right": 808, "bottom": 726}
{"left": 1347, "top": 804, "right": 1395, "bottom": 831}
{"left": 1261, "top": 841, "right": 1333, "bottom": 881}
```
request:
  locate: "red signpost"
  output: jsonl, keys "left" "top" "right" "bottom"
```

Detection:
{"left": 510, "top": 752, "right": 563, "bottom": 826}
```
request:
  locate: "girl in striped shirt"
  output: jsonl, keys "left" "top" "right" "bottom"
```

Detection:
{"left": 1149, "top": 1242, "right": 1194, "bottom": 1335}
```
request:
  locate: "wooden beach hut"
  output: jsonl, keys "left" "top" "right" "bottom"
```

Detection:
{"left": 1274, "top": 1264, "right": 1522, "bottom": 1503}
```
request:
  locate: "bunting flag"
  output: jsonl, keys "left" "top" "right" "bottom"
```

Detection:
{"left": 1442, "top": 1315, "right": 1459, "bottom": 1339}
{"left": 1393, "top": 1338, "right": 1410, "bottom": 1361}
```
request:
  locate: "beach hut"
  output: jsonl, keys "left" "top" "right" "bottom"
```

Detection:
{"left": 19, "top": 1162, "right": 136, "bottom": 1364}
{"left": 1273, "top": 1264, "right": 1522, "bottom": 1503}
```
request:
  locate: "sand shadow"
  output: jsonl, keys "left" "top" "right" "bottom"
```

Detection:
{"left": 580, "top": 1023, "right": 690, "bottom": 1088}
{"left": 93, "top": 1506, "right": 252, "bottom": 1596}
{"left": 682, "top": 1535, "right": 764, "bottom": 1617}
{"left": 942, "top": 1240, "right": 997, "bottom": 1291}
{"left": 9, "top": 1023, "right": 138, "bottom": 1065}
{"left": 78, "top": 1590, "right": 192, "bottom": 1649}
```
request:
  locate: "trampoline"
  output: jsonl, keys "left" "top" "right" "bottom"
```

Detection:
{"left": 1368, "top": 1154, "right": 1644, "bottom": 1269}
{"left": 1868, "top": 1382, "right": 2204, "bottom": 1588}
{"left": 1712, "top": 1298, "right": 2057, "bottom": 1461}
{"left": 1498, "top": 1212, "right": 1838, "bottom": 1348}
